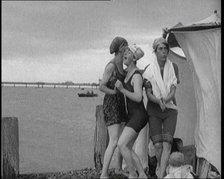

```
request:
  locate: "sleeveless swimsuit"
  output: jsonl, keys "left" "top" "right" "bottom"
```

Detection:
{"left": 124, "top": 70, "right": 148, "bottom": 133}
{"left": 103, "top": 62, "right": 128, "bottom": 126}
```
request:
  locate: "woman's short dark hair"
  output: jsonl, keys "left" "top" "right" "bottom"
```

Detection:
{"left": 110, "top": 36, "right": 128, "bottom": 54}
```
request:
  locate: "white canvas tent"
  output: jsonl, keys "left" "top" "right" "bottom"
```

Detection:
{"left": 165, "top": 11, "right": 221, "bottom": 176}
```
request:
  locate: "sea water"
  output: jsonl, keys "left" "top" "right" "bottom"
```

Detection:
{"left": 2, "top": 86, "right": 104, "bottom": 174}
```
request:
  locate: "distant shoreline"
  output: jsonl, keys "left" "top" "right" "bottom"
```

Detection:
{"left": 2, "top": 81, "right": 99, "bottom": 89}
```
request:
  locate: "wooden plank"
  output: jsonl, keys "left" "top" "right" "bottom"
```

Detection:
{"left": 93, "top": 105, "right": 109, "bottom": 170}
{"left": 1, "top": 117, "right": 19, "bottom": 179}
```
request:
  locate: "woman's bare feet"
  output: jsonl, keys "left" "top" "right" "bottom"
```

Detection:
{"left": 100, "top": 173, "right": 109, "bottom": 179}
{"left": 128, "top": 171, "right": 138, "bottom": 179}
{"left": 115, "top": 168, "right": 129, "bottom": 177}
{"left": 156, "top": 166, "right": 161, "bottom": 178}
{"left": 138, "top": 172, "right": 148, "bottom": 179}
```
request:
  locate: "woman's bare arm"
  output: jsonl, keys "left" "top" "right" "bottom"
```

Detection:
{"left": 145, "top": 83, "right": 166, "bottom": 111}
{"left": 99, "top": 63, "right": 117, "bottom": 95}
{"left": 162, "top": 85, "right": 176, "bottom": 104}
{"left": 115, "top": 74, "right": 143, "bottom": 103}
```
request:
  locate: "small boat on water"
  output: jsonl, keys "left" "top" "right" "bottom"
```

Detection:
{"left": 78, "top": 91, "right": 98, "bottom": 97}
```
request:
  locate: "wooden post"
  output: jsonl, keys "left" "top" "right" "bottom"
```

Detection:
{"left": 1, "top": 117, "right": 19, "bottom": 179}
{"left": 94, "top": 105, "right": 109, "bottom": 170}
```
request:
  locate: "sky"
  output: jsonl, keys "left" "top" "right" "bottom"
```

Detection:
{"left": 2, "top": 0, "right": 221, "bottom": 83}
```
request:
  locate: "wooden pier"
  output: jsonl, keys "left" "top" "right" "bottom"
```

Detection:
{"left": 1, "top": 81, "right": 99, "bottom": 89}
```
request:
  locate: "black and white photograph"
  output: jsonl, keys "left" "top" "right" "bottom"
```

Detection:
{"left": 2, "top": 0, "right": 221, "bottom": 178}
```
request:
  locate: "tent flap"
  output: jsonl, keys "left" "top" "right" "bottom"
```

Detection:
{"left": 166, "top": 11, "right": 221, "bottom": 48}
{"left": 166, "top": 12, "right": 221, "bottom": 174}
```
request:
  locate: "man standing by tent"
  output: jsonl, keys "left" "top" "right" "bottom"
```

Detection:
{"left": 143, "top": 37, "right": 179, "bottom": 178}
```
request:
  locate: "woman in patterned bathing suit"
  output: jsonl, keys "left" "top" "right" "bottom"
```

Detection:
{"left": 103, "top": 63, "right": 127, "bottom": 126}
{"left": 99, "top": 36, "right": 128, "bottom": 178}
{"left": 115, "top": 44, "right": 148, "bottom": 178}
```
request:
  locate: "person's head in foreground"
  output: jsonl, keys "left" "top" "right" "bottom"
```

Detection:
{"left": 165, "top": 152, "right": 194, "bottom": 178}
{"left": 169, "top": 152, "right": 185, "bottom": 167}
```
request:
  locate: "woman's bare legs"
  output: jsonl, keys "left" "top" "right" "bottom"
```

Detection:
{"left": 100, "top": 124, "right": 121, "bottom": 178}
{"left": 117, "top": 127, "right": 137, "bottom": 178}
{"left": 118, "top": 127, "right": 147, "bottom": 178}
{"left": 129, "top": 137, "right": 148, "bottom": 178}
{"left": 114, "top": 150, "right": 123, "bottom": 170}
{"left": 131, "top": 151, "right": 148, "bottom": 178}
{"left": 159, "top": 142, "right": 171, "bottom": 178}
{"left": 114, "top": 123, "right": 125, "bottom": 173}
{"left": 154, "top": 142, "right": 163, "bottom": 177}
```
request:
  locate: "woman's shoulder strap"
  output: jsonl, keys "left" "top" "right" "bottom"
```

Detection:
{"left": 129, "top": 69, "right": 143, "bottom": 83}
{"left": 133, "top": 69, "right": 143, "bottom": 77}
